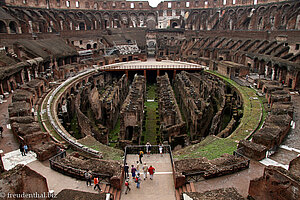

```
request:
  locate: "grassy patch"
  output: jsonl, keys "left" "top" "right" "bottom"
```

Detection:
{"left": 109, "top": 118, "right": 120, "bottom": 147}
{"left": 79, "top": 136, "right": 124, "bottom": 160}
{"left": 174, "top": 136, "right": 237, "bottom": 160}
{"left": 142, "top": 84, "right": 160, "bottom": 144}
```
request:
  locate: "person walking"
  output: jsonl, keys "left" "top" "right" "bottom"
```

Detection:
{"left": 19, "top": 144, "right": 25, "bottom": 156}
{"left": 125, "top": 180, "right": 131, "bottom": 194}
{"left": 142, "top": 163, "right": 148, "bottom": 180}
{"left": 84, "top": 170, "right": 92, "bottom": 186}
{"left": 135, "top": 173, "right": 141, "bottom": 188}
{"left": 159, "top": 143, "right": 163, "bottom": 156}
{"left": 148, "top": 165, "right": 155, "bottom": 180}
{"left": 131, "top": 165, "right": 136, "bottom": 179}
{"left": 124, "top": 163, "right": 129, "bottom": 179}
{"left": 145, "top": 142, "right": 151, "bottom": 156}
{"left": 23, "top": 144, "right": 28, "bottom": 155}
{"left": 139, "top": 150, "right": 144, "bottom": 163}
{"left": 93, "top": 176, "right": 102, "bottom": 192}
{"left": 136, "top": 161, "right": 141, "bottom": 174}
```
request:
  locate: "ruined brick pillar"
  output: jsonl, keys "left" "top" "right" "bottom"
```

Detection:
{"left": 144, "top": 70, "right": 147, "bottom": 79}
{"left": 125, "top": 70, "right": 129, "bottom": 78}
{"left": 157, "top": 70, "right": 160, "bottom": 77}
{"left": 0, "top": 154, "right": 4, "bottom": 173}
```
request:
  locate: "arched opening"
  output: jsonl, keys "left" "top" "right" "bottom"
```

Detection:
{"left": 79, "top": 22, "right": 85, "bottom": 30}
{"left": 93, "top": 43, "right": 97, "bottom": 49}
{"left": 9, "top": 21, "right": 17, "bottom": 33}
{"left": 171, "top": 22, "right": 178, "bottom": 28}
{"left": 86, "top": 44, "right": 91, "bottom": 49}
{"left": 0, "top": 21, "right": 7, "bottom": 33}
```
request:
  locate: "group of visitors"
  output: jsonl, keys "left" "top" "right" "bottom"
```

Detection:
{"left": 138, "top": 142, "right": 164, "bottom": 163}
{"left": 84, "top": 170, "right": 102, "bottom": 193}
{"left": 124, "top": 162, "right": 156, "bottom": 194}
{"left": 19, "top": 143, "right": 28, "bottom": 156}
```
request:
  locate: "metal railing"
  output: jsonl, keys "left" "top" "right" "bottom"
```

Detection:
{"left": 123, "top": 145, "right": 173, "bottom": 165}
{"left": 49, "top": 150, "right": 111, "bottom": 183}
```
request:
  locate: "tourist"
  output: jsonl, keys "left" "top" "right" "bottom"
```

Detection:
{"left": 159, "top": 143, "right": 164, "bottom": 156}
{"left": 19, "top": 144, "right": 25, "bottom": 156}
{"left": 142, "top": 163, "right": 148, "bottom": 180}
{"left": 125, "top": 180, "right": 131, "bottom": 194}
{"left": 93, "top": 176, "right": 102, "bottom": 192}
{"left": 139, "top": 150, "right": 144, "bottom": 163}
{"left": 23, "top": 144, "right": 28, "bottom": 155}
{"left": 84, "top": 170, "right": 92, "bottom": 186}
{"left": 0, "top": 126, "right": 3, "bottom": 138}
{"left": 136, "top": 161, "right": 141, "bottom": 174}
{"left": 131, "top": 165, "right": 136, "bottom": 179}
{"left": 135, "top": 173, "right": 141, "bottom": 188}
{"left": 124, "top": 163, "right": 129, "bottom": 178}
{"left": 148, "top": 165, "right": 155, "bottom": 180}
{"left": 145, "top": 142, "right": 151, "bottom": 156}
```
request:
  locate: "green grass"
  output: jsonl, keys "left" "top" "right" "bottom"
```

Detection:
{"left": 142, "top": 84, "right": 160, "bottom": 144}
{"left": 174, "top": 136, "right": 237, "bottom": 160}
{"left": 109, "top": 118, "right": 120, "bottom": 147}
{"left": 173, "top": 70, "right": 265, "bottom": 160}
{"left": 70, "top": 114, "right": 81, "bottom": 139}
{"left": 79, "top": 136, "right": 124, "bottom": 160}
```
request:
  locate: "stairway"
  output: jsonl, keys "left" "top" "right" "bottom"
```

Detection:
{"left": 102, "top": 184, "right": 121, "bottom": 200}
{"left": 175, "top": 182, "right": 196, "bottom": 200}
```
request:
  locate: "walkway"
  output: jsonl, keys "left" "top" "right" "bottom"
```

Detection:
{"left": 2, "top": 150, "right": 37, "bottom": 170}
{"left": 122, "top": 154, "right": 175, "bottom": 200}
{"left": 27, "top": 160, "right": 100, "bottom": 195}
{"left": 100, "top": 60, "right": 204, "bottom": 71}
{"left": 0, "top": 94, "right": 19, "bottom": 154}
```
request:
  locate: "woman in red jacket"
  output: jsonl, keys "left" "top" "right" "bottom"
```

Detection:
{"left": 148, "top": 165, "right": 155, "bottom": 180}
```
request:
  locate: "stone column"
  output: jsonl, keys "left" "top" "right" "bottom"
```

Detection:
{"left": 144, "top": 70, "right": 147, "bottom": 79}
{"left": 271, "top": 67, "right": 275, "bottom": 80}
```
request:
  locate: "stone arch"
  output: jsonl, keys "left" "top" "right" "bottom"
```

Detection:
{"left": 79, "top": 22, "right": 85, "bottom": 30}
{"left": 9, "top": 21, "right": 18, "bottom": 33}
{"left": 103, "top": 12, "right": 111, "bottom": 28}
{"left": 121, "top": 13, "right": 129, "bottom": 27}
{"left": 146, "top": 13, "right": 156, "bottom": 29}
{"left": 93, "top": 43, "right": 97, "bottom": 49}
{"left": 171, "top": 21, "right": 178, "bottom": 28}
{"left": 113, "top": 12, "right": 121, "bottom": 28}
{"left": 93, "top": 2, "right": 98, "bottom": 10}
{"left": 0, "top": 20, "right": 7, "bottom": 33}
{"left": 87, "top": 44, "right": 91, "bottom": 49}
{"left": 138, "top": 12, "right": 145, "bottom": 27}
{"left": 130, "top": 13, "right": 138, "bottom": 28}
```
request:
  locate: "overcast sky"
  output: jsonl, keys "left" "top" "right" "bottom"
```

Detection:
{"left": 148, "top": 0, "right": 163, "bottom": 7}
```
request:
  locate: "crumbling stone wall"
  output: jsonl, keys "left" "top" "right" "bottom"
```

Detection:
{"left": 249, "top": 165, "right": 300, "bottom": 200}
{"left": 185, "top": 188, "right": 245, "bottom": 200}
{"left": 120, "top": 75, "right": 146, "bottom": 144}
{"left": 174, "top": 154, "right": 249, "bottom": 180}
{"left": 8, "top": 79, "right": 57, "bottom": 161}
{"left": 238, "top": 79, "right": 293, "bottom": 161}
{"left": 51, "top": 152, "right": 123, "bottom": 189}
{"left": 0, "top": 165, "right": 49, "bottom": 198}
{"left": 174, "top": 71, "right": 240, "bottom": 141}
{"left": 97, "top": 74, "right": 128, "bottom": 130}
{"left": 174, "top": 71, "right": 214, "bottom": 140}
{"left": 157, "top": 73, "right": 186, "bottom": 148}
